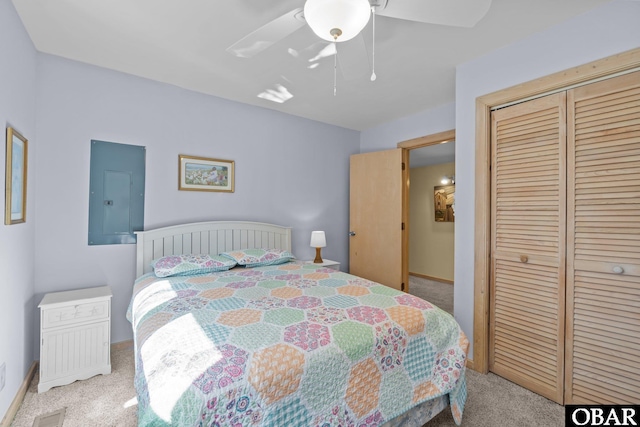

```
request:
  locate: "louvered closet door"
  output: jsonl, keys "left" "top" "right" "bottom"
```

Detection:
{"left": 565, "top": 71, "right": 640, "bottom": 404}
{"left": 490, "top": 92, "right": 566, "bottom": 404}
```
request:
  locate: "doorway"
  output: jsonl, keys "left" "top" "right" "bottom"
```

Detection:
{"left": 395, "top": 130, "right": 455, "bottom": 313}
{"left": 407, "top": 140, "right": 455, "bottom": 314}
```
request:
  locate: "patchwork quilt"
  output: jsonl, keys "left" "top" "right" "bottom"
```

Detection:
{"left": 127, "top": 262, "right": 469, "bottom": 427}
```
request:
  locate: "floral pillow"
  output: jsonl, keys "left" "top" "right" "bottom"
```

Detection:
{"left": 152, "top": 254, "right": 237, "bottom": 277}
{"left": 220, "top": 248, "right": 295, "bottom": 267}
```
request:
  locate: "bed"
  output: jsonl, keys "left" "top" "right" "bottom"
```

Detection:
{"left": 127, "top": 221, "right": 468, "bottom": 427}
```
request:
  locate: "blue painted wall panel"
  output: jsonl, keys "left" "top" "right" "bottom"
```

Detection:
{"left": 88, "top": 140, "right": 145, "bottom": 245}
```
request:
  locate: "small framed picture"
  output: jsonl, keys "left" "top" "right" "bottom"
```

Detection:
{"left": 5, "top": 127, "right": 28, "bottom": 225}
{"left": 434, "top": 184, "right": 455, "bottom": 222}
{"left": 178, "top": 155, "right": 235, "bottom": 193}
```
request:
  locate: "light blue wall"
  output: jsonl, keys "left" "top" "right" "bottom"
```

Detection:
{"left": 33, "top": 54, "right": 360, "bottom": 351}
{"left": 0, "top": 0, "right": 38, "bottom": 418}
{"left": 360, "top": 102, "right": 455, "bottom": 153}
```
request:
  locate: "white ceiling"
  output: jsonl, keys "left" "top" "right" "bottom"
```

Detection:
{"left": 12, "top": 0, "right": 610, "bottom": 131}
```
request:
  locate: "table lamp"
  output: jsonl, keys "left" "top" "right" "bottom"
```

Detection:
{"left": 310, "top": 231, "right": 326, "bottom": 263}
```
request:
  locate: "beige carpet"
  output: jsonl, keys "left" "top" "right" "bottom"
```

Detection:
{"left": 11, "top": 344, "right": 137, "bottom": 427}
{"left": 11, "top": 343, "right": 564, "bottom": 426}
{"left": 409, "top": 275, "right": 454, "bottom": 315}
{"left": 427, "top": 369, "right": 564, "bottom": 427}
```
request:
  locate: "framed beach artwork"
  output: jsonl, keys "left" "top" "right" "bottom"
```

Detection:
{"left": 178, "top": 155, "right": 235, "bottom": 193}
{"left": 5, "top": 127, "right": 28, "bottom": 225}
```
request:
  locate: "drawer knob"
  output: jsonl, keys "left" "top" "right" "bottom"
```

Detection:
{"left": 612, "top": 266, "right": 624, "bottom": 274}
{"left": 520, "top": 255, "right": 528, "bottom": 263}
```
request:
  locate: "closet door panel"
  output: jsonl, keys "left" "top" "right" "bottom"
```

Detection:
{"left": 490, "top": 92, "right": 566, "bottom": 404}
{"left": 566, "top": 70, "right": 640, "bottom": 405}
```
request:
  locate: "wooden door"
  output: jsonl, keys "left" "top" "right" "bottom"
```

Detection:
{"left": 490, "top": 92, "right": 567, "bottom": 403}
{"left": 349, "top": 149, "right": 406, "bottom": 290}
{"left": 565, "top": 70, "right": 640, "bottom": 404}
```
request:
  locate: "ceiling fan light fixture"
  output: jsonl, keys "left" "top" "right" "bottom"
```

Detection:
{"left": 304, "top": 0, "right": 371, "bottom": 42}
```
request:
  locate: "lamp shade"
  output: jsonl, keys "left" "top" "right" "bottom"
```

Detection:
{"left": 303, "top": 0, "right": 371, "bottom": 42}
{"left": 310, "top": 231, "right": 327, "bottom": 248}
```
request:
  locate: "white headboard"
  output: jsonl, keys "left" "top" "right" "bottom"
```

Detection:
{"left": 135, "top": 221, "right": 292, "bottom": 277}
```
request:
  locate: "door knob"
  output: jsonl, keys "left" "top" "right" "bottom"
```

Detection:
{"left": 612, "top": 266, "right": 624, "bottom": 274}
{"left": 349, "top": 231, "right": 356, "bottom": 236}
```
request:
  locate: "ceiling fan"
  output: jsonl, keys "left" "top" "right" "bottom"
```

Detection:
{"left": 227, "top": 0, "right": 492, "bottom": 57}
{"left": 227, "top": 0, "right": 491, "bottom": 95}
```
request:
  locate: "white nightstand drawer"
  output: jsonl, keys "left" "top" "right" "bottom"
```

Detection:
{"left": 43, "top": 300, "right": 109, "bottom": 329}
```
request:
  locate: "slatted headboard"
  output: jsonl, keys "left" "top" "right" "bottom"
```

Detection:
{"left": 135, "top": 221, "right": 293, "bottom": 277}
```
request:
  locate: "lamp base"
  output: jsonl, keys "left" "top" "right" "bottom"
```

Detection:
{"left": 313, "top": 247, "right": 323, "bottom": 263}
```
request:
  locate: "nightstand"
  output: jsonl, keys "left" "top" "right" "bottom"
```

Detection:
{"left": 38, "top": 285, "right": 112, "bottom": 393}
{"left": 305, "top": 259, "right": 340, "bottom": 270}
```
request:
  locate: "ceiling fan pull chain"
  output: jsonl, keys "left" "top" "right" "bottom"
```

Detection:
{"left": 371, "top": 6, "right": 377, "bottom": 81}
{"left": 334, "top": 41, "right": 338, "bottom": 96}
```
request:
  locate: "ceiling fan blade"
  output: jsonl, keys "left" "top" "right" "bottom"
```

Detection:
{"left": 226, "top": 8, "right": 306, "bottom": 58}
{"left": 337, "top": 34, "right": 370, "bottom": 81}
{"left": 289, "top": 41, "right": 333, "bottom": 63}
{"left": 289, "top": 35, "right": 368, "bottom": 81}
{"left": 377, "top": 0, "right": 492, "bottom": 28}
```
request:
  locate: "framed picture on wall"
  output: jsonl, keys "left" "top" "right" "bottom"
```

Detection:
{"left": 434, "top": 184, "right": 455, "bottom": 222}
{"left": 178, "top": 155, "right": 235, "bottom": 193}
{"left": 5, "top": 127, "right": 28, "bottom": 225}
